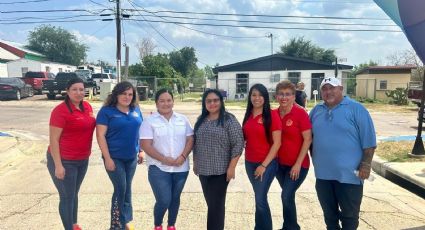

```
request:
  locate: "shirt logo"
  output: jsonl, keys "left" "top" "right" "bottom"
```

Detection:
{"left": 286, "top": 119, "right": 293, "bottom": 126}
{"left": 132, "top": 111, "right": 139, "bottom": 117}
{"left": 257, "top": 118, "right": 263, "bottom": 124}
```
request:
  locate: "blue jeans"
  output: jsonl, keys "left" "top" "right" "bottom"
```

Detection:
{"left": 105, "top": 157, "right": 137, "bottom": 230}
{"left": 275, "top": 165, "right": 309, "bottom": 230}
{"left": 245, "top": 159, "right": 278, "bottom": 230}
{"left": 315, "top": 179, "right": 363, "bottom": 230}
{"left": 47, "top": 153, "right": 88, "bottom": 230}
{"left": 148, "top": 165, "right": 189, "bottom": 227}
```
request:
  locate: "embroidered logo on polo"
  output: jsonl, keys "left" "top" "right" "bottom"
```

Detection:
{"left": 132, "top": 111, "right": 139, "bottom": 117}
{"left": 286, "top": 119, "right": 293, "bottom": 126}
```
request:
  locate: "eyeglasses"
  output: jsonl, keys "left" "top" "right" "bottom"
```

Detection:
{"left": 276, "top": 92, "right": 294, "bottom": 98}
{"left": 206, "top": 98, "right": 220, "bottom": 104}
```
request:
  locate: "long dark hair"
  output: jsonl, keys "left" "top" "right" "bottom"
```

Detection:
{"left": 65, "top": 77, "right": 85, "bottom": 113}
{"left": 104, "top": 81, "right": 139, "bottom": 108}
{"left": 242, "top": 83, "right": 272, "bottom": 144}
{"left": 194, "top": 89, "right": 229, "bottom": 132}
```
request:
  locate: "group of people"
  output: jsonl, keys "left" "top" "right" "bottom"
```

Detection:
{"left": 47, "top": 76, "right": 376, "bottom": 230}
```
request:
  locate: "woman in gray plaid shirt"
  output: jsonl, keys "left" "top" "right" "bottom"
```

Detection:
{"left": 193, "top": 89, "right": 244, "bottom": 230}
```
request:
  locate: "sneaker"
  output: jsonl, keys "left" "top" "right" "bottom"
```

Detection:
{"left": 154, "top": 226, "right": 163, "bottom": 230}
{"left": 126, "top": 223, "right": 135, "bottom": 230}
{"left": 73, "top": 224, "right": 82, "bottom": 230}
{"left": 167, "top": 226, "right": 176, "bottom": 230}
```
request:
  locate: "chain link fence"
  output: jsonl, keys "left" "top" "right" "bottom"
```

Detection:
{"left": 125, "top": 76, "right": 410, "bottom": 102}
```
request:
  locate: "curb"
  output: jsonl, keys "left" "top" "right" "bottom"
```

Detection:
{"left": 372, "top": 156, "right": 425, "bottom": 190}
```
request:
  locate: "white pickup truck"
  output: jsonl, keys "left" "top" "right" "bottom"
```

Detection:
{"left": 91, "top": 73, "right": 117, "bottom": 93}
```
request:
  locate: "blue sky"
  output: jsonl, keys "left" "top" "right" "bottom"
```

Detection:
{"left": 0, "top": 0, "right": 414, "bottom": 67}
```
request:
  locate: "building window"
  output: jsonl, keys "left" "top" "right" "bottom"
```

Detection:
{"left": 270, "top": 73, "right": 280, "bottom": 83}
{"left": 21, "top": 67, "right": 28, "bottom": 77}
{"left": 380, "top": 80, "right": 387, "bottom": 90}
{"left": 288, "top": 72, "right": 301, "bottom": 84}
{"left": 236, "top": 73, "right": 248, "bottom": 94}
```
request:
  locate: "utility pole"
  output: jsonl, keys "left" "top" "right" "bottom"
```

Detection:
{"left": 115, "top": 0, "right": 121, "bottom": 82}
{"left": 267, "top": 33, "right": 273, "bottom": 78}
{"left": 124, "top": 44, "right": 129, "bottom": 80}
{"left": 334, "top": 57, "right": 338, "bottom": 78}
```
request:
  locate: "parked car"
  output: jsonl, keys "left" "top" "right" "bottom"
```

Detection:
{"left": 42, "top": 72, "right": 97, "bottom": 100}
{"left": 22, "top": 71, "right": 55, "bottom": 94}
{"left": 407, "top": 81, "right": 422, "bottom": 107}
{"left": 91, "top": 73, "right": 117, "bottom": 93}
{"left": 0, "top": 77, "right": 34, "bottom": 100}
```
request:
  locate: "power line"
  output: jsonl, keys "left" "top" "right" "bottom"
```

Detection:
{"left": 89, "top": 0, "right": 111, "bottom": 9}
{"left": 0, "top": 18, "right": 104, "bottom": 25}
{"left": 127, "top": 1, "right": 177, "bottom": 49}
{"left": 0, "top": 15, "right": 100, "bottom": 22}
{"left": 135, "top": 13, "right": 397, "bottom": 27}
{"left": 0, "top": 0, "right": 52, "bottom": 5}
{"left": 124, "top": 9, "right": 391, "bottom": 21}
{"left": 126, "top": 18, "right": 402, "bottom": 33}
{"left": 129, "top": 1, "right": 265, "bottom": 39}
{"left": 0, "top": 9, "right": 109, "bottom": 14}
{"left": 128, "top": 20, "right": 172, "bottom": 53}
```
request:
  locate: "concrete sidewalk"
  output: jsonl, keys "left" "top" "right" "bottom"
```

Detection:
{"left": 1, "top": 133, "right": 425, "bottom": 230}
{"left": 372, "top": 155, "right": 425, "bottom": 191}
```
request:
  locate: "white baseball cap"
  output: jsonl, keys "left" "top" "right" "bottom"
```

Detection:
{"left": 320, "top": 77, "right": 342, "bottom": 89}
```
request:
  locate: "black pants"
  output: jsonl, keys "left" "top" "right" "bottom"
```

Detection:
{"left": 199, "top": 174, "right": 229, "bottom": 230}
{"left": 315, "top": 179, "right": 363, "bottom": 230}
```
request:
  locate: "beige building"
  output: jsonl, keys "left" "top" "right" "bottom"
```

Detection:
{"left": 355, "top": 65, "right": 416, "bottom": 100}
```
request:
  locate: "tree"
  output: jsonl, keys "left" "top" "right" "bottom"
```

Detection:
{"left": 169, "top": 47, "right": 198, "bottom": 78}
{"left": 26, "top": 25, "right": 88, "bottom": 66}
{"left": 386, "top": 48, "right": 424, "bottom": 81}
{"left": 278, "top": 37, "right": 336, "bottom": 63}
{"left": 137, "top": 37, "right": 156, "bottom": 61}
{"left": 352, "top": 60, "right": 379, "bottom": 75}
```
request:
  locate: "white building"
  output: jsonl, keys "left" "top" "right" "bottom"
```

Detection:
{"left": 7, "top": 59, "right": 76, "bottom": 77}
{"left": 213, "top": 54, "right": 353, "bottom": 100}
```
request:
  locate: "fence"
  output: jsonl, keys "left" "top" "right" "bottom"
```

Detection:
{"left": 125, "top": 76, "right": 410, "bottom": 102}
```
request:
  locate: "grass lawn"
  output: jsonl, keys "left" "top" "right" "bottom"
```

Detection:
{"left": 376, "top": 141, "right": 425, "bottom": 162}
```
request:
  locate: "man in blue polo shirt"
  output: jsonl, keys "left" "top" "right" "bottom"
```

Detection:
{"left": 310, "top": 77, "right": 376, "bottom": 230}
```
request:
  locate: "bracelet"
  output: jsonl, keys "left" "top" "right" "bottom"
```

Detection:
{"left": 260, "top": 164, "right": 267, "bottom": 168}
{"left": 181, "top": 154, "right": 187, "bottom": 160}
{"left": 360, "top": 162, "right": 371, "bottom": 166}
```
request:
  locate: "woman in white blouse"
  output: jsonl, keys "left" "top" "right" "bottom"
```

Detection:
{"left": 139, "top": 89, "right": 194, "bottom": 230}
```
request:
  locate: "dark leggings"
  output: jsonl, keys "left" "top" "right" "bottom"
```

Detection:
{"left": 47, "top": 153, "right": 88, "bottom": 230}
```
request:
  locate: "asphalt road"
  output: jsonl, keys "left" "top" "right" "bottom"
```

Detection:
{"left": 0, "top": 96, "right": 424, "bottom": 230}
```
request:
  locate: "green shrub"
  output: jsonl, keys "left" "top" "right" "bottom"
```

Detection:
{"left": 385, "top": 88, "right": 408, "bottom": 105}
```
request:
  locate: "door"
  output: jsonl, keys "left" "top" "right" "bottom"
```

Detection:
{"left": 311, "top": 73, "right": 325, "bottom": 99}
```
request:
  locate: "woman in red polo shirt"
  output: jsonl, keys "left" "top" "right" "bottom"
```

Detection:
{"left": 46, "top": 77, "right": 96, "bottom": 230}
{"left": 242, "top": 83, "right": 281, "bottom": 230}
{"left": 274, "top": 80, "right": 312, "bottom": 230}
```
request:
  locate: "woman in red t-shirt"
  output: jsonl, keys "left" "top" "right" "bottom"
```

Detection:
{"left": 242, "top": 83, "right": 281, "bottom": 230}
{"left": 274, "top": 80, "right": 312, "bottom": 230}
{"left": 46, "top": 77, "right": 96, "bottom": 230}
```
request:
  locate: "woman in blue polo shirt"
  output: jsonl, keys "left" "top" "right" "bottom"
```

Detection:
{"left": 96, "top": 81, "right": 143, "bottom": 230}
